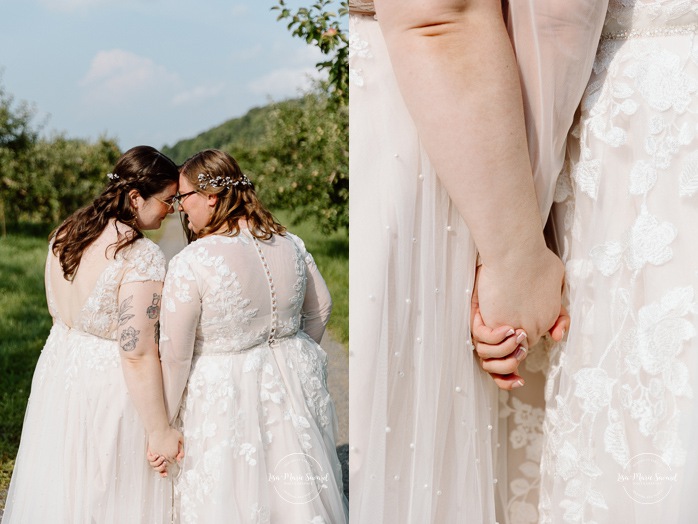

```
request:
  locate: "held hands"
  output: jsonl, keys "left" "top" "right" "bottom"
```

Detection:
{"left": 146, "top": 427, "right": 184, "bottom": 478}
{"left": 471, "top": 248, "right": 569, "bottom": 390}
{"left": 475, "top": 247, "right": 565, "bottom": 347}
{"left": 471, "top": 301, "right": 569, "bottom": 389}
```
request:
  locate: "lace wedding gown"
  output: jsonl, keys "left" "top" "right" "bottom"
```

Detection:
{"left": 3, "top": 230, "right": 170, "bottom": 523}
{"left": 541, "top": 1, "right": 698, "bottom": 522}
{"left": 159, "top": 231, "right": 347, "bottom": 524}
{"left": 349, "top": 2, "right": 608, "bottom": 522}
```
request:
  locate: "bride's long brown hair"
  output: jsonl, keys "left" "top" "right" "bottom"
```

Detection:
{"left": 179, "top": 149, "right": 286, "bottom": 240}
{"left": 51, "top": 145, "right": 179, "bottom": 280}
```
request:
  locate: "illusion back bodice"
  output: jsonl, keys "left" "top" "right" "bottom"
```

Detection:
{"left": 162, "top": 231, "right": 330, "bottom": 355}
{"left": 47, "top": 226, "right": 166, "bottom": 339}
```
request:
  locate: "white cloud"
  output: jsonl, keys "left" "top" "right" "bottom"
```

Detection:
{"left": 248, "top": 67, "right": 322, "bottom": 98}
{"left": 172, "top": 84, "right": 224, "bottom": 106}
{"left": 39, "top": 0, "right": 106, "bottom": 10}
{"left": 79, "top": 49, "right": 178, "bottom": 104}
{"left": 39, "top": 0, "right": 152, "bottom": 11}
{"left": 231, "top": 4, "right": 249, "bottom": 16}
{"left": 232, "top": 44, "right": 263, "bottom": 63}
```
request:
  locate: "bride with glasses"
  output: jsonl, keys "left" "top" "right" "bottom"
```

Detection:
{"left": 151, "top": 149, "right": 347, "bottom": 523}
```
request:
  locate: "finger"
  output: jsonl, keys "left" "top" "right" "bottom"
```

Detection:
{"left": 472, "top": 309, "right": 518, "bottom": 345}
{"left": 480, "top": 346, "right": 527, "bottom": 375}
{"left": 475, "top": 329, "right": 527, "bottom": 359}
{"left": 150, "top": 456, "right": 167, "bottom": 468}
{"left": 549, "top": 306, "right": 570, "bottom": 342}
{"left": 177, "top": 440, "right": 185, "bottom": 462}
{"left": 490, "top": 373, "right": 526, "bottom": 391}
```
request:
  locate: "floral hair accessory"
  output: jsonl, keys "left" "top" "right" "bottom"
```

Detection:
{"left": 107, "top": 173, "right": 119, "bottom": 180}
{"left": 197, "top": 172, "right": 251, "bottom": 189}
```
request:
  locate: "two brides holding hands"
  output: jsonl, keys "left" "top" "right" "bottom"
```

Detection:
{"left": 4, "top": 146, "right": 347, "bottom": 523}
{"left": 350, "top": 0, "right": 698, "bottom": 522}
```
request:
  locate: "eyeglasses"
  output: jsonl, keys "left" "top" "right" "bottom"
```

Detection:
{"left": 172, "top": 190, "right": 198, "bottom": 210}
{"left": 153, "top": 196, "right": 176, "bottom": 211}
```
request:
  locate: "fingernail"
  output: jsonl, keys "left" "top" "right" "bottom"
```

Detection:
{"left": 514, "top": 346, "right": 527, "bottom": 361}
{"left": 505, "top": 328, "right": 515, "bottom": 337}
{"left": 511, "top": 379, "right": 525, "bottom": 389}
{"left": 561, "top": 329, "right": 566, "bottom": 339}
{"left": 516, "top": 331, "right": 527, "bottom": 344}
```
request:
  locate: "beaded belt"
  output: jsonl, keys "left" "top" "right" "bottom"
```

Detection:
{"left": 349, "top": 0, "right": 375, "bottom": 15}
{"left": 601, "top": 22, "right": 698, "bottom": 41}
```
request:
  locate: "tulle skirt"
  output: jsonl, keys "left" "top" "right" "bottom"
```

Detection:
{"left": 172, "top": 333, "right": 347, "bottom": 524}
{"left": 4, "top": 322, "right": 170, "bottom": 523}
{"left": 348, "top": 13, "right": 506, "bottom": 523}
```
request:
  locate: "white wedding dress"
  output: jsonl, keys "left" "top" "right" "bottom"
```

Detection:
{"left": 349, "top": 2, "right": 607, "bottom": 522}
{"left": 542, "top": 1, "right": 698, "bottom": 522}
{"left": 3, "top": 229, "right": 170, "bottom": 523}
{"left": 159, "top": 231, "right": 347, "bottom": 524}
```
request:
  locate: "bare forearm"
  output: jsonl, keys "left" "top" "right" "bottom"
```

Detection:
{"left": 376, "top": 0, "right": 547, "bottom": 268}
{"left": 121, "top": 353, "right": 170, "bottom": 435}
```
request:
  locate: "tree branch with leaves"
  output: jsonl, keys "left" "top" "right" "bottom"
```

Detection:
{"left": 272, "top": 0, "right": 348, "bottom": 105}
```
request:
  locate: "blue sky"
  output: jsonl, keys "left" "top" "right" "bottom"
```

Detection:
{"left": 0, "top": 0, "right": 338, "bottom": 150}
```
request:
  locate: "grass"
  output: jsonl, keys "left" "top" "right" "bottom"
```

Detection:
{"left": 276, "top": 212, "right": 348, "bottom": 346}
{"left": 0, "top": 235, "right": 52, "bottom": 502}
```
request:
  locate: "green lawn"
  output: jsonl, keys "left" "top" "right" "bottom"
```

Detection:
{"left": 0, "top": 235, "right": 52, "bottom": 499}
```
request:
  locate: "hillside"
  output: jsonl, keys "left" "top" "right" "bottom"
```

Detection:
{"left": 161, "top": 98, "right": 302, "bottom": 165}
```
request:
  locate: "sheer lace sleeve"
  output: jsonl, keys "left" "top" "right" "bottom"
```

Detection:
{"left": 159, "top": 250, "right": 202, "bottom": 422}
{"left": 288, "top": 233, "right": 332, "bottom": 344}
{"left": 507, "top": 0, "right": 610, "bottom": 219}
{"left": 121, "top": 238, "right": 167, "bottom": 284}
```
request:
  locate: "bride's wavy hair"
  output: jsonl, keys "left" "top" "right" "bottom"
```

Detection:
{"left": 179, "top": 149, "right": 286, "bottom": 240}
{"left": 51, "top": 145, "right": 179, "bottom": 280}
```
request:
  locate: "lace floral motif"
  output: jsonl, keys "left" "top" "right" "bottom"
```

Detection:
{"left": 349, "top": 21, "right": 373, "bottom": 87}
{"left": 80, "top": 239, "right": 166, "bottom": 339}
{"left": 542, "top": 3, "right": 698, "bottom": 520}
{"left": 502, "top": 392, "right": 545, "bottom": 524}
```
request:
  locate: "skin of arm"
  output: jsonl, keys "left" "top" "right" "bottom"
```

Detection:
{"left": 117, "top": 281, "right": 183, "bottom": 465}
{"left": 374, "top": 0, "right": 564, "bottom": 345}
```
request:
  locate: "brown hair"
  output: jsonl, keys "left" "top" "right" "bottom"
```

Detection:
{"left": 179, "top": 149, "right": 286, "bottom": 240}
{"left": 51, "top": 145, "right": 178, "bottom": 280}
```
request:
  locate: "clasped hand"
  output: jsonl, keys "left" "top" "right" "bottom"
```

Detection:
{"left": 471, "top": 247, "right": 569, "bottom": 390}
{"left": 146, "top": 426, "right": 184, "bottom": 478}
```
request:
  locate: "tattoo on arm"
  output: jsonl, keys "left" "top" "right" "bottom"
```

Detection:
{"left": 147, "top": 293, "right": 162, "bottom": 345}
{"left": 118, "top": 295, "right": 139, "bottom": 351}
{"left": 120, "top": 326, "right": 140, "bottom": 352}
{"left": 117, "top": 295, "right": 135, "bottom": 327}
{"left": 146, "top": 293, "right": 161, "bottom": 319}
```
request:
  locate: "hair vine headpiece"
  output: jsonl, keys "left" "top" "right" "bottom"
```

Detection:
{"left": 197, "top": 172, "right": 251, "bottom": 190}
{"left": 107, "top": 172, "right": 119, "bottom": 180}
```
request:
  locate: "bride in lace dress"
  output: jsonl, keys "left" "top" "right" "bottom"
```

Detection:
{"left": 539, "top": 1, "right": 698, "bottom": 521}
{"left": 157, "top": 149, "right": 347, "bottom": 523}
{"left": 3, "top": 146, "right": 183, "bottom": 523}
{"left": 348, "top": 1, "right": 580, "bottom": 522}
